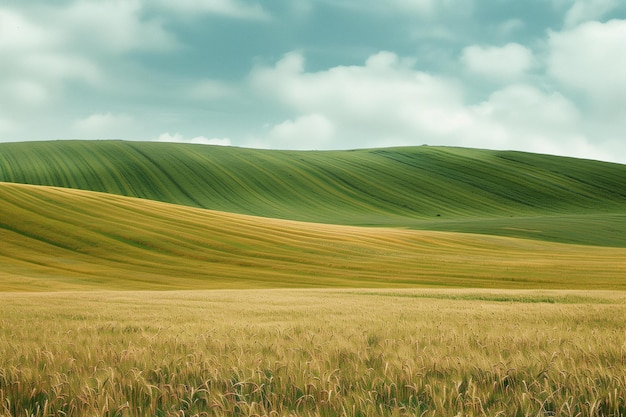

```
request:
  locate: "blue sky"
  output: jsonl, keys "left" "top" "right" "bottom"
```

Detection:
{"left": 1, "top": 0, "right": 625, "bottom": 163}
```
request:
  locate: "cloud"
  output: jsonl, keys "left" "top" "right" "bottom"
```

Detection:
{"left": 72, "top": 113, "right": 136, "bottom": 138}
{"left": 564, "top": 0, "right": 618, "bottom": 28}
{"left": 1, "top": 79, "right": 49, "bottom": 107}
{"left": 251, "top": 50, "right": 461, "bottom": 132}
{"left": 268, "top": 114, "right": 335, "bottom": 149}
{"left": 250, "top": 50, "right": 464, "bottom": 148}
{"left": 0, "top": 8, "right": 56, "bottom": 52}
{"left": 465, "top": 85, "right": 600, "bottom": 157}
{"left": 157, "top": 132, "right": 232, "bottom": 146}
{"left": 154, "top": 0, "right": 269, "bottom": 20}
{"left": 548, "top": 20, "right": 626, "bottom": 104}
{"left": 1, "top": 2, "right": 178, "bottom": 56}
{"left": 19, "top": 53, "right": 101, "bottom": 85}
{"left": 0, "top": 3, "right": 160, "bottom": 112}
{"left": 0, "top": 8, "right": 99, "bottom": 85}
{"left": 58, "top": 0, "right": 179, "bottom": 53}
{"left": 249, "top": 50, "right": 619, "bottom": 161}
{"left": 461, "top": 43, "right": 534, "bottom": 81}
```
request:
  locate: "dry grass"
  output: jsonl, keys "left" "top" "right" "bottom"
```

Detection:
{"left": 1, "top": 289, "right": 625, "bottom": 416}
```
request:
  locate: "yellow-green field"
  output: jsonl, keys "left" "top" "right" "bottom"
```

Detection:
{"left": 2, "top": 182, "right": 626, "bottom": 291}
{"left": 1, "top": 289, "right": 624, "bottom": 416}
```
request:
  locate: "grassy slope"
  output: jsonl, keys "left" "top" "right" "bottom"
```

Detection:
{"left": 1, "top": 140, "right": 626, "bottom": 246}
{"left": 1, "top": 182, "right": 625, "bottom": 291}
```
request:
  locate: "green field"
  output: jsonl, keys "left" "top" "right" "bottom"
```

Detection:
{"left": 1, "top": 290, "right": 624, "bottom": 416}
{"left": 2, "top": 141, "right": 626, "bottom": 246}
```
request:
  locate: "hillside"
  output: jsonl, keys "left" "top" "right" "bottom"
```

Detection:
{"left": 2, "top": 182, "right": 625, "bottom": 291}
{"left": 1, "top": 140, "right": 626, "bottom": 246}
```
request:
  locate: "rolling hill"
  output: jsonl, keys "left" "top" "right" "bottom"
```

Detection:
{"left": 1, "top": 140, "right": 625, "bottom": 291}
{"left": 2, "top": 182, "right": 625, "bottom": 291}
{"left": 1, "top": 140, "right": 626, "bottom": 246}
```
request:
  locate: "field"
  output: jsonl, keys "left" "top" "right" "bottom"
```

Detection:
{"left": 2, "top": 141, "right": 626, "bottom": 247}
{"left": 1, "top": 290, "right": 625, "bottom": 417}
{"left": 2, "top": 182, "right": 626, "bottom": 291}
{"left": 1, "top": 141, "right": 625, "bottom": 416}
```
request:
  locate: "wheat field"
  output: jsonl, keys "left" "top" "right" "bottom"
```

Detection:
{"left": 1, "top": 289, "right": 624, "bottom": 416}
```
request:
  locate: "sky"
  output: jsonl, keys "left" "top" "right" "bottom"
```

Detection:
{"left": 1, "top": 0, "right": 626, "bottom": 163}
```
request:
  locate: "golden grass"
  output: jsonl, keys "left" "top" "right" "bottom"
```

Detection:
{"left": 2, "top": 182, "right": 626, "bottom": 291}
{"left": 1, "top": 289, "right": 624, "bottom": 416}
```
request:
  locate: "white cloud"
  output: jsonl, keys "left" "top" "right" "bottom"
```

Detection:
{"left": 59, "top": 0, "right": 179, "bottom": 53}
{"left": 154, "top": 0, "right": 269, "bottom": 20}
{"left": 0, "top": 4, "right": 147, "bottom": 112}
{"left": 475, "top": 85, "right": 581, "bottom": 132}
{"left": 251, "top": 50, "right": 465, "bottom": 148}
{"left": 0, "top": 9, "right": 60, "bottom": 78}
{"left": 466, "top": 85, "right": 596, "bottom": 156}
{"left": 461, "top": 43, "right": 534, "bottom": 81}
{"left": 564, "top": 0, "right": 618, "bottom": 28}
{"left": 548, "top": 20, "right": 626, "bottom": 103}
{"left": 268, "top": 114, "right": 335, "bottom": 149}
{"left": 72, "top": 113, "right": 136, "bottom": 138}
{"left": 249, "top": 50, "right": 620, "bottom": 161}
{"left": 157, "top": 132, "right": 232, "bottom": 146}
{"left": 2, "top": 79, "right": 49, "bottom": 107}
{"left": 251, "top": 50, "right": 462, "bottom": 142}
{"left": 543, "top": 19, "right": 626, "bottom": 161}
{"left": 0, "top": 8, "right": 56, "bottom": 52}
{"left": 1, "top": 2, "right": 177, "bottom": 56}
{"left": 20, "top": 53, "right": 101, "bottom": 85}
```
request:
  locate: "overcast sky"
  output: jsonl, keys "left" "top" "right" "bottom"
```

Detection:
{"left": 1, "top": 0, "right": 625, "bottom": 163}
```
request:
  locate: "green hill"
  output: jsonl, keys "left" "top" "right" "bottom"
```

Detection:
{"left": 2, "top": 182, "right": 625, "bottom": 291}
{"left": 1, "top": 140, "right": 625, "bottom": 246}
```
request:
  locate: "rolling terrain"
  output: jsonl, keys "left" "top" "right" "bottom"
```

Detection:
{"left": 1, "top": 141, "right": 625, "bottom": 415}
{"left": 1, "top": 182, "right": 625, "bottom": 291}
{"left": 1, "top": 140, "right": 626, "bottom": 246}
{"left": 1, "top": 140, "right": 625, "bottom": 291}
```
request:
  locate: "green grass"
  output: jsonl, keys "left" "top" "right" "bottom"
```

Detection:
{"left": 1, "top": 289, "right": 624, "bottom": 416}
{"left": 411, "top": 212, "right": 626, "bottom": 247}
{"left": 1, "top": 182, "right": 625, "bottom": 291}
{"left": 2, "top": 141, "right": 626, "bottom": 246}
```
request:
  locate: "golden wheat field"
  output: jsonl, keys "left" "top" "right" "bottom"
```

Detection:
{"left": 1, "top": 289, "right": 625, "bottom": 417}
